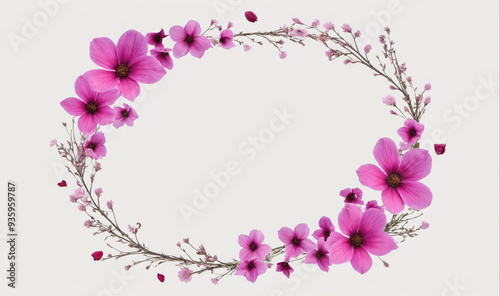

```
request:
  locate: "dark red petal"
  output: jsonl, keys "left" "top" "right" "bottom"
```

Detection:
{"left": 245, "top": 11, "right": 258, "bottom": 23}
{"left": 91, "top": 251, "right": 104, "bottom": 261}
{"left": 157, "top": 273, "right": 165, "bottom": 282}
{"left": 57, "top": 180, "right": 67, "bottom": 187}
{"left": 434, "top": 144, "right": 446, "bottom": 155}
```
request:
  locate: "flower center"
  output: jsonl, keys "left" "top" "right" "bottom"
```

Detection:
{"left": 292, "top": 237, "right": 301, "bottom": 246}
{"left": 247, "top": 261, "right": 255, "bottom": 270}
{"left": 115, "top": 64, "right": 130, "bottom": 78}
{"left": 87, "top": 143, "right": 96, "bottom": 151}
{"left": 346, "top": 193, "right": 356, "bottom": 201}
{"left": 85, "top": 102, "right": 98, "bottom": 114}
{"left": 315, "top": 251, "right": 325, "bottom": 260}
{"left": 154, "top": 35, "right": 162, "bottom": 44}
{"left": 350, "top": 233, "right": 363, "bottom": 247}
{"left": 185, "top": 35, "right": 194, "bottom": 44}
{"left": 324, "top": 230, "right": 331, "bottom": 238}
{"left": 386, "top": 174, "right": 401, "bottom": 188}
{"left": 410, "top": 129, "right": 416, "bottom": 137}
{"left": 250, "top": 242, "right": 257, "bottom": 251}
{"left": 121, "top": 110, "right": 129, "bottom": 118}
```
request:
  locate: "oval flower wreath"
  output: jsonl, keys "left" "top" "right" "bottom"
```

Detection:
{"left": 52, "top": 12, "right": 446, "bottom": 284}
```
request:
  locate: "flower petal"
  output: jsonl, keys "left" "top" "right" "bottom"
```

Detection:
{"left": 116, "top": 30, "right": 148, "bottom": 65}
{"left": 238, "top": 234, "right": 251, "bottom": 247}
{"left": 338, "top": 204, "right": 362, "bottom": 236}
{"left": 356, "top": 164, "right": 388, "bottom": 191}
{"left": 358, "top": 208, "right": 387, "bottom": 238}
{"left": 78, "top": 113, "right": 97, "bottom": 136}
{"left": 249, "top": 229, "right": 265, "bottom": 244}
{"left": 381, "top": 187, "right": 405, "bottom": 214}
{"left": 351, "top": 247, "right": 372, "bottom": 274}
{"left": 294, "top": 223, "right": 310, "bottom": 240}
{"left": 128, "top": 55, "right": 166, "bottom": 84}
{"left": 398, "top": 148, "right": 432, "bottom": 181}
{"left": 74, "top": 76, "right": 98, "bottom": 103}
{"left": 93, "top": 106, "right": 115, "bottom": 126}
{"left": 189, "top": 36, "right": 211, "bottom": 58}
{"left": 84, "top": 69, "right": 120, "bottom": 92}
{"left": 118, "top": 78, "right": 141, "bottom": 101}
{"left": 373, "top": 138, "right": 400, "bottom": 174}
{"left": 300, "top": 238, "right": 316, "bottom": 252}
{"left": 278, "top": 227, "right": 294, "bottom": 244}
{"left": 254, "top": 244, "right": 272, "bottom": 260}
{"left": 362, "top": 233, "right": 398, "bottom": 256}
{"left": 184, "top": 20, "right": 201, "bottom": 36}
{"left": 329, "top": 236, "right": 353, "bottom": 264}
{"left": 319, "top": 216, "right": 333, "bottom": 231}
{"left": 89, "top": 37, "right": 118, "bottom": 70}
{"left": 95, "top": 89, "right": 120, "bottom": 106}
{"left": 60, "top": 97, "right": 86, "bottom": 116}
{"left": 397, "top": 181, "right": 432, "bottom": 210}
{"left": 173, "top": 42, "right": 189, "bottom": 59}
{"left": 169, "top": 25, "right": 186, "bottom": 42}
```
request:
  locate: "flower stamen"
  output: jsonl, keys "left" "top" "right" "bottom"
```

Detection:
{"left": 115, "top": 64, "right": 130, "bottom": 78}
{"left": 350, "top": 233, "right": 363, "bottom": 247}
{"left": 386, "top": 174, "right": 401, "bottom": 188}
{"left": 86, "top": 102, "right": 98, "bottom": 114}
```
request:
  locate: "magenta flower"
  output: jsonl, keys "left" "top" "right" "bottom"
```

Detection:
{"left": 60, "top": 76, "right": 119, "bottom": 136}
{"left": 342, "top": 24, "right": 352, "bottom": 33}
{"left": 91, "top": 251, "right": 103, "bottom": 261}
{"left": 169, "top": 20, "right": 212, "bottom": 59}
{"left": 340, "top": 187, "right": 364, "bottom": 205}
{"left": 434, "top": 144, "right": 446, "bottom": 155}
{"left": 397, "top": 118, "right": 424, "bottom": 150}
{"left": 85, "top": 30, "right": 166, "bottom": 101}
{"left": 238, "top": 229, "right": 272, "bottom": 261}
{"left": 304, "top": 240, "right": 331, "bottom": 272}
{"left": 356, "top": 138, "right": 433, "bottom": 214}
{"left": 278, "top": 223, "right": 315, "bottom": 259}
{"left": 219, "top": 29, "right": 236, "bottom": 49}
{"left": 366, "top": 200, "right": 384, "bottom": 211}
{"left": 178, "top": 267, "right": 193, "bottom": 283}
{"left": 382, "top": 95, "right": 396, "bottom": 106}
{"left": 157, "top": 273, "right": 165, "bottom": 283}
{"left": 106, "top": 200, "right": 113, "bottom": 210}
{"left": 326, "top": 205, "right": 398, "bottom": 274}
{"left": 84, "top": 132, "right": 107, "bottom": 159}
{"left": 150, "top": 45, "right": 174, "bottom": 70}
{"left": 312, "top": 216, "right": 335, "bottom": 241}
{"left": 276, "top": 261, "right": 294, "bottom": 278}
{"left": 113, "top": 103, "right": 139, "bottom": 128}
{"left": 235, "top": 259, "right": 267, "bottom": 283}
{"left": 146, "top": 29, "right": 167, "bottom": 47}
{"left": 245, "top": 11, "right": 258, "bottom": 23}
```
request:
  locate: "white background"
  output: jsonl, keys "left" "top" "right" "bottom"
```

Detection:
{"left": 0, "top": 0, "right": 498, "bottom": 295}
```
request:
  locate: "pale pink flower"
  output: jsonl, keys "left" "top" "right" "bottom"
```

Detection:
{"left": 113, "top": 103, "right": 139, "bottom": 128}
{"left": 245, "top": 11, "right": 258, "bottom": 23}
{"left": 278, "top": 223, "right": 315, "bottom": 259}
{"left": 150, "top": 45, "right": 174, "bottom": 70}
{"left": 312, "top": 216, "right": 335, "bottom": 241}
{"left": 276, "top": 261, "right": 294, "bottom": 278}
{"left": 95, "top": 187, "right": 103, "bottom": 197}
{"left": 50, "top": 139, "right": 57, "bottom": 147}
{"left": 169, "top": 20, "right": 212, "bottom": 58}
{"left": 178, "top": 267, "right": 193, "bottom": 283}
{"left": 304, "top": 240, "right": 331, "bottom": 272}
{"left": 235, "top": 259, "right": 267, "bottom": 283}
{"left": 78, "top": 204, "right": 86, "bottom": 211}
{"left": 312, "top": 19, "right": 320, "bottom": 28}
{"left": 238, "top": 229, "right": 272, "bottom": 261}
{"left": 69, "top": 187, "right": 86, "bottom": 203}
{"left": 364, "top": 44, "right": 372, "bottom": 54}
{"left": 354, "top": 30, "right": 361, "bottom": 37}
{"left": 84, "top": 220, "right": 93, "bottom": 228}
{"left": 146, "top": 29, "right": 167, "bottom": 47}
{"left": 342, "top": 24, "right": 352, "bottom": 33}
{"left": 219, "top": 29, "right": 236, "bottom": 49}
{"left": 326, "top": 204, "right": 398, "bottom": 274}
{"left": 356, "top": 138, "right": 433, "bottom": 214}
{"left": 424, "top": 96, "right": 431, "bottom": 105}
{"left": 84, "top": 132, "right": 107, "bottom": 159}
{"left": 397, "top": 118, "right": 424, "bottom": 150}
{"left": 279, "top": 51, "right": 287, "bottom": 59}
{"left": 291, "top": 28, "right": 308, "bottom": 37}
{"left": 424, "top": 83, "right": 432, "bottom": 91}
{"left": 382, "top": 95, "right": 396, "bottom": 106}
{"left": 421, "top": 221, "right": 430, "bottom": 229}
{"left": 211, "top": 278, "right": 219, "bottom": 285}
{"left": 106, "top": 200, "right": 113, "bottom": 210}
{"left": 85, "top": 30, "right": 166, "bottom": 101}
{"left": 60, "top": 76, "right": 119, "bottom": 136}
{"left": 323, "top": 22, "right": 334, "bottom": 31}
{"left": 244, "top": 44, "right": 251, "bottom": 51}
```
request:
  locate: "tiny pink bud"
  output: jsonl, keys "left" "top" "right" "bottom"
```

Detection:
{"left": 279, "top": 51, "right": 287, "bottom": 59}
{"left": 311, "top": 19, "right": 320, "bottom": 28}
{"left": 243, "top": 44, "right": 251, "bottom": 51}
{"left": 292, "top": 18, "right": 303, "bottom": 24}
{"left": 341, "top": 24, "right": 352, "bottom": 33}
{"left": 389, "top": 110, "right": 398, "bottom": 115}
{"left": 91, "top": 251, "right": 103, "bottom": 261}
{"left": 211, "top": 278, "right": 219, "bottom": 285}
{"left": 95, "top": 187, "right": 103, "bottom": 197}
{"left": 106, "top": 200, "right": 113, "bottom": 210}
{"left": 382, "top": 95, "right": 396, "bottom": 106}
{"left": 363, "top": 44, "right": 372, "bottom": 54}
{"left": 124, "top": 265, "right": 131, "bottom": 270}
{"left": 389, "top": 85, "right": 396, "bottom": 90}
{"left": 210, "top": 19, "right": 218, "bottom": 25}
{"left": 183, "top": 238, "right": 189, "bottom": 243}
{"left": 424, "top": 96, "right": 431, "bottom": 105}
{"left": 434, "top": 144, "right": 446, "bottom": 155}
{"left": 383, "top": 261, "right": 390, "bottom": 267}
{"left": 421, "top": 221, "right": 430, "bottom": 229}
{"left": 227, "top": 21, "right": 234, "bottom": 29}
{"left": 354, "top": 30, "right": 361, "bottom": 37}
{"left": 323, "top": 21, "right": 334, "bottom": 31}
{"left": 424, "top": 83, "right": 431, "bottom": 91}
{"left": 245, "top": 11, "right": 258, "bottom": 23}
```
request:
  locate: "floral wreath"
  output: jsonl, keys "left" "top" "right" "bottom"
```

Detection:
{"left": 52, "top": 11, "right": 446, "bottom": 284}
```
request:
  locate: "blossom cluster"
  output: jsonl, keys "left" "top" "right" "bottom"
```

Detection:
{"left": 53, "top": 12, "right": 446, "bottom": 285}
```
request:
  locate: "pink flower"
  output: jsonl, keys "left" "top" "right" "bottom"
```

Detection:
{"left": 389, "top": 85, "right": 396, "bottom": 90}
{"left": 326, "top": 204, "right": 398, "bottom": 274}
{"left": 292, "top": 18, "right": 303, "bottom": 25}
{"left": 235, "top": 259, "right": 267, "bottom": 283}
{"left": 95, "top": 187, "right": 103, "bottom": 197}
{"left": 60, "top": 76, "right": 119, "bottom": 136}
{"left": 150, "top": 45, "right": 174, "bottom": 70}
{"left": 276, "top": 261, "right": 294, "bottom": 278}
{"left": 91, "top": 251, "right": 103, "bottom": 261}
{"left": 211, "top": 278, "right": 219, "bottom": 285}
{"left": 340, "top": 188, "right": 364, "bottom": 205}
{"left": 279, "top": 51, "right": 287, "bottom": 59}
{"left": 146, "top": 29, "right": 167, "bottom": 47}
{"left": 85, "top": 30, "right": 166, "bottom": 101}
{"left": 342, "top": 24, "right": 352, "bottom": 33}
{"left": 113, "top": 103, "right": 139, "bottom": 128}
{"left": 57, "top": 180, "right": 67, "bottom": 187}
{"left": 128, "top": 225, "right": 137, "bottom": 234}
{"left": 312, "top": 19, "right": 320, "bottom": 28}
{"left": 78, "top": 204, "right": 86, "bottom": 211}
{"left": 84, "top": 220, "right": 93, "bottom": 228}
{"left": 434, "top": 144, "right": 446, "bottom": 155}
{"left": 238, "top": 229, "right": 272, "bottom": 261}
{"left": 291, "top": 28, "right": 308, "bottom": 37}
{"left": 312, "top": 216, "right": 335, "bottom": 241}
{"left": 84, "top": 132, "right": 107, "bottom": 159}
{"left": 106, "top": 200, "right": 113, "bottom": 210}
{"left": 424, "top": 96, "right": 431, "bottom": 105}
{"left": 354, "top": 30, "right": 361, "bottom": 37}
{"left": 364, "top": 44, "right": 372, "bottom": 54}
{"left": 421, "top": 221, "right": 430, "bottom": 229}
{"left": 323, "top": 22, "right": 334, "bottom": 31}
{"left": 424, "top": 83, "right": 432, "bottom": 91}
{"left": 169, "top": 20, "right": 212, "bottom": 59}
{"left": 69, "top": 187, "right": 86, "bottom": 203}
{"left": 397, "top": 118, "right": 424, "bottom": 150}
{"left": 50, "top": 139, "right": 57, "bottom": 147}
{"left": 178, "top": 267, "right": 193, "bottom": 283}
{"left": 356, "top": 138, "right": 433, "bottom": 214}
{"left": 157, "top": 273, "right": 165, "bottom": 283}
{"left": 219, "top": 29, "right": 236, "bottom": 49}
{"left": 366, "top": 200, "right": 384, "bottom": 211}
{"left": 304, "top": 240, "right": 331, "bottom": 272}
{"left": 382, "top": 95, "right": 396, "bottom": 106}
{"left": 244, "top": 44, "right": 251, "bottom": 51}
{"left": 245, "top": 11, "right": 258, "bottom": 23}
{"left": 278, "top": 223, "right": 315, "bottom": 259}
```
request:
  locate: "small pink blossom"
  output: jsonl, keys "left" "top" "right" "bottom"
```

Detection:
{"left": 211, "top": 278, "right": 219, "bottom": 285}
{"left": 50, "top": 139, "right": 57, "bottom": 147}
{"left": 235, "top": 259, "right": 267, "bottom": 283}
{"left": 95, "top": 187, "right": 103, "bottom": 197}
{"left": 84, "top": 220, "right": 93, "bottom": 228}
{"left": 69, "top": 187, "right": 86, "bottom": 203}
{"left": 276, "top": 261, "right": 294, "bottom": 278}
{"left": 340, "top": 187, "right": 364, "bottom": 205}
{"left": 227, "top": 21, "right": 234, "bottom": 29}
{"left": 354, "top": 30, "right": 361, "bottom": 37}
{"left": 157, "top": 273, "right": 165, "bottom": 283}
{"left": 291, "top": 28, "right": 308, "bottom": 37}
{"left": 245, "top": 11, "right": 258, "bottom": 23}
{"left": 424, "top": 83, "right": 432, "bottom": 91}
{"left": 150, "top": 45, "right": 174, "bottom": 70}
{"left": 244, "top": 44, "right": 251, "bottom": 51}
{"left": 279, "top": 51, "right": 287, "bottom": 59}
{"left": 146, "top": 29, "right": 167, "bottom": 48}
{"left": 106, "top": 200, "right": 113, "bottom": 210}
{"left": 424, "top": 96, "right": 431, "bottom": 105}
{"left": 389, "top": 110, "right": 398, "bottom": 116}
{"left": 238, "top": 229, "right": 272, "bottom": 261}
{"left": 78, "top": 204, "right": 86, "bottom": 211}
{"left": 304, "top": 240, "right": 331, "bottom": 272}
{"left": 323, "top": 22, "right": 334, "bottom": 31}
{"left": 389, "top": 85, "right": 397, "bottom": 90}
{"left": 219, "top": 29, "right": 236, "bottom": 49}
{"left": 397, "top": 118, "right": 424, "bottom": 150}
{"left": 95, "top": 162, "right": 102, "bottom": 171}
{"left": 342, "top": 24, "right": 352, "bottom": 33}
{"left": 434, "top": 144, "right": 446, "bottom": 155}
{"left": 292, "top": 18, "right": 303, "bottom": 24}
{"left": 382, "top": 95, "right": 396, "bottom": 106}
{"left": 128, "top": 225, "right": 137, "bottom": 234}
{"left": 366, "top": 200, "right": 384, "bottom": 211}
{"left": 91, "top": 251, "right": 103, "bottom": 261}
{"left": 178, "top": 267, "right": 193, "bottom": 283}
{"left": 84, "top": 132, "right": 107, "bottom": 159}
{"left": 364, "top": 44, "right": 372, "bottom": 54}
{"left": 113, "top": 103, "right": 139, "bottom": 128}
{"left": 312, "top": 216, "right": 335, "bottom": 241}
{"left": 278, "top": 223, "right": 315, "bottom": 259}
{"left": 326, "top": 204, "right": 398, "bottom": 274}
{"left": 170, "top": 20, "right": 212, "bottom": 59}
{"left": 421, "top": 221, "right": 430, "bottom": 229}
{"left": 312, "top": 19, "right": 320, "bottom": 28}
{"left": 124, "top": 265, "right": 131, "bottom": 270}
